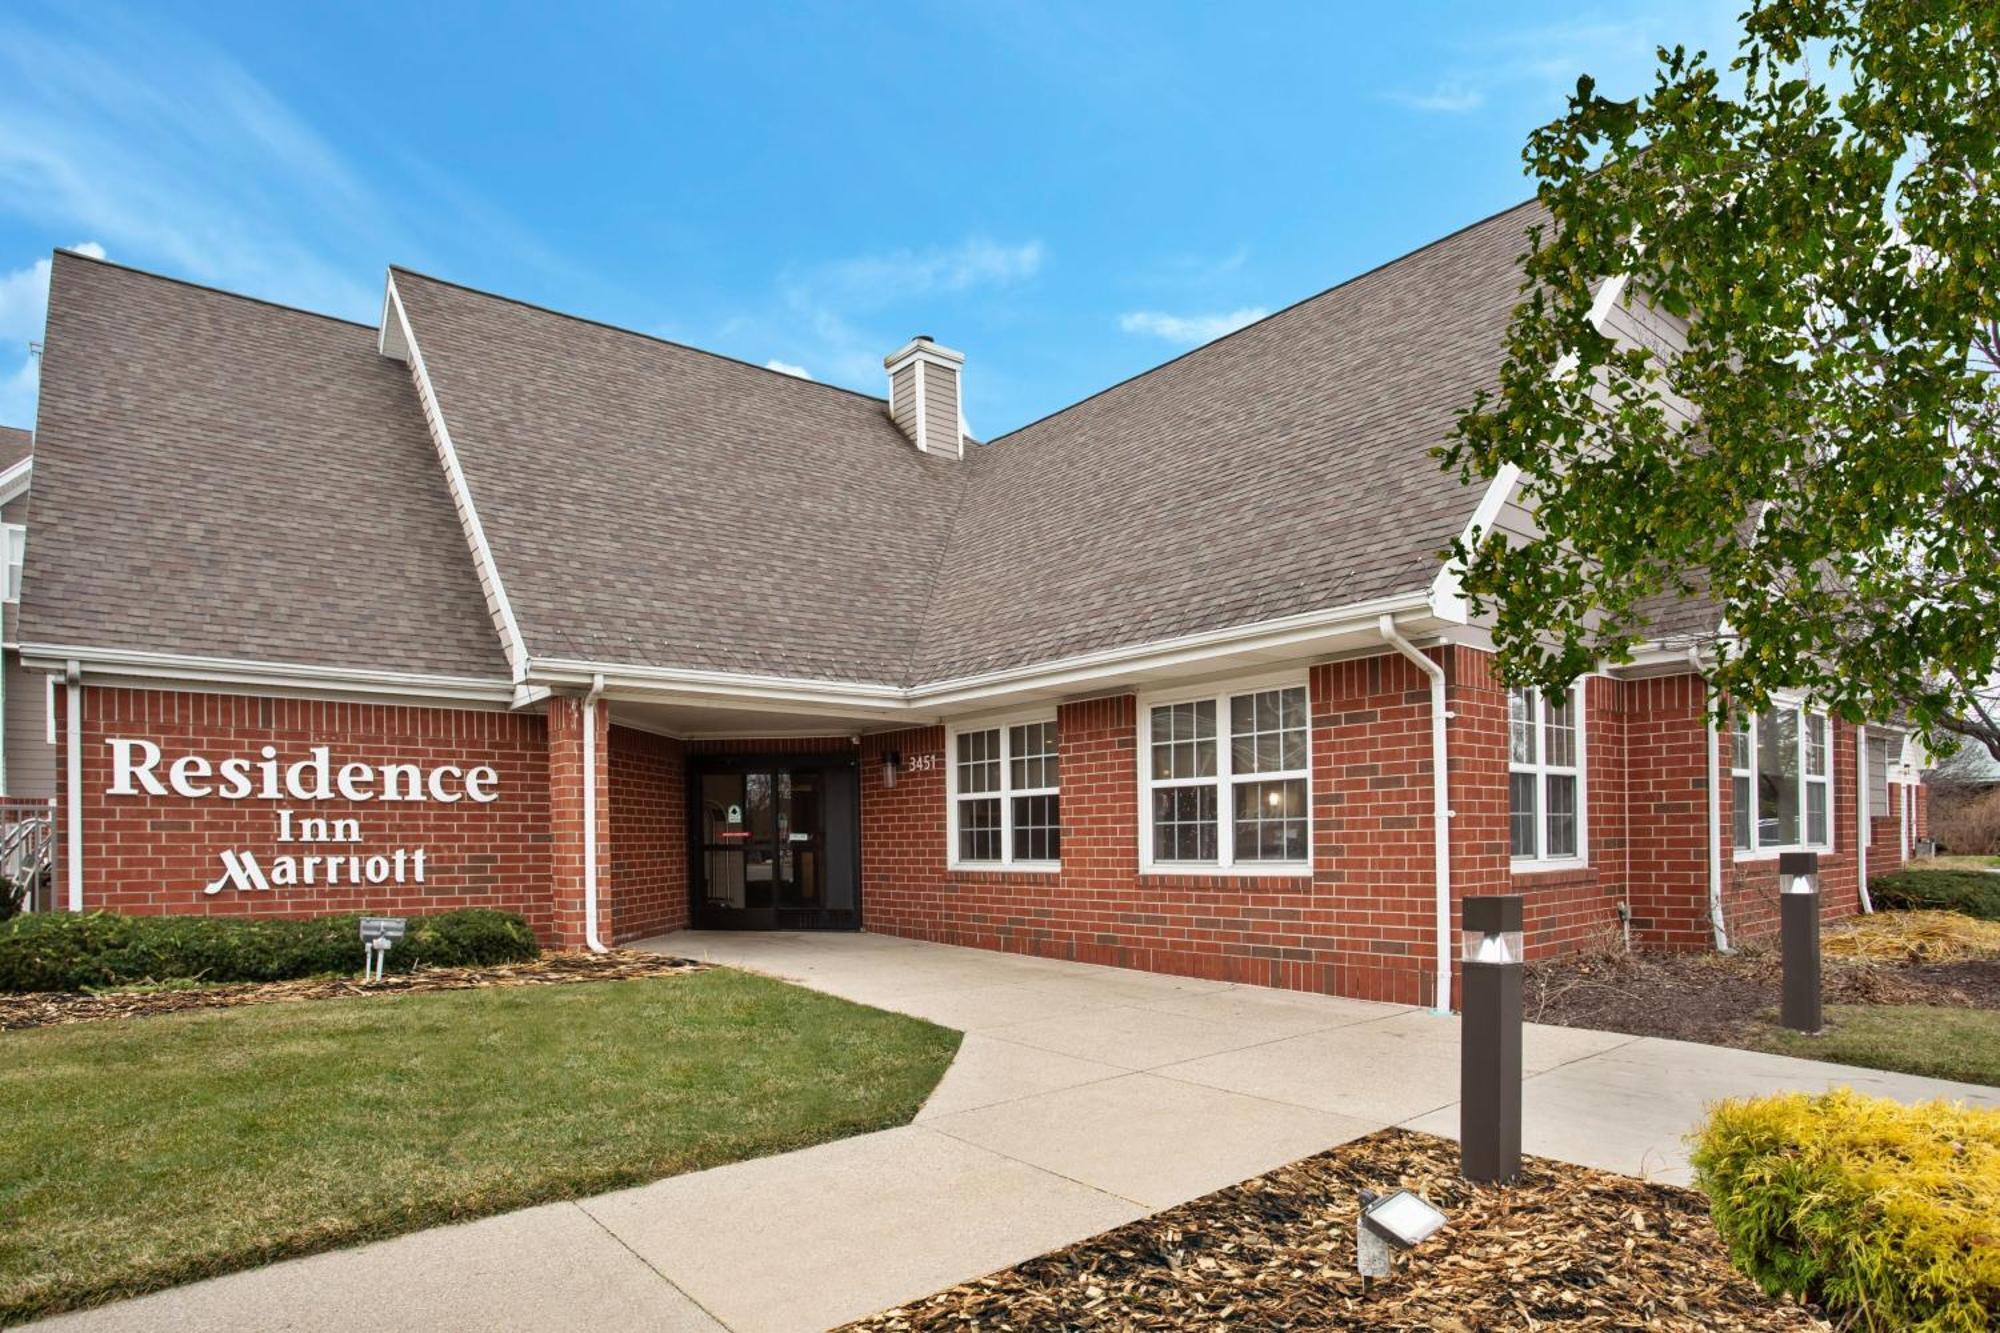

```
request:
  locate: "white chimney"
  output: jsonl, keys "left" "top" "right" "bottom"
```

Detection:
{"left": 884, "top": 335, "right": 965, "bottom": 457}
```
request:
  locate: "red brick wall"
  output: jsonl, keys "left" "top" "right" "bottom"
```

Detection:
{"left": 861, "top": 656, "right": 1464, "bottom": 1006}
{"left": 1622, "top": 674, "right": 1714, "bottom": 949}
{"left": 608, "top": 725, "right": 686, "bottom": 942}
{"left": 60, "top": 685, "right": 555, "bottom": 938}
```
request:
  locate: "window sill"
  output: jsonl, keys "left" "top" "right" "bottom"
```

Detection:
{"left": 1139, "top": 863, "right": 1312, "bottom": 878}
{"left": 1733, "top": 847, "right": 1834, "bottom": 863}
{"left": 1511, "top": 858, "right": 1590, "bottom": 876}
{"left": 948, "top": 861, "right": 1062, "bottom": 875}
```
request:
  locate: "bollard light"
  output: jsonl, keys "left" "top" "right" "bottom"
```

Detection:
{"left": 1459, "top": 894, "right": 1523, "bottom": 1185}
{"left": 1779, "top": 850, "right": 1822, "bottom": 1032}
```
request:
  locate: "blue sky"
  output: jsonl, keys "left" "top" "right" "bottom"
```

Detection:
{"left": 0, "top": 1, "right": 1742, "bottom": 437}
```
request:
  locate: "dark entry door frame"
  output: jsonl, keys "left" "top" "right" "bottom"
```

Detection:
{"left": 689, "top": 753, "right": 861, "bottom": 931}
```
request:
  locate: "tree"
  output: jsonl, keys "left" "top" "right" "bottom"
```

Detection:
{"left": 1440, "top": 0, "right": 2000, "bottom": 757}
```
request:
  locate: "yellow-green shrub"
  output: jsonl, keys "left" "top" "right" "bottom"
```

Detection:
{"left": 1690, "top": 1089, "right": 2000, "bottom": 1331}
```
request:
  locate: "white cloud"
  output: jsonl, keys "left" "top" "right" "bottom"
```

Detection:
{"left": 1392, "top": 82, "right": 1486, "bottom": 113}
{"left": 820, "top": 238, "right": 1044, "bottom": 307}
{"left": 764, "top": 359, "right": 814, "bottom": 380}
{"left": 1118, "top": 307, "right": 1269, "bottom": 346}
{"left": 0, "top": 240, "right": 105, "bottom": 428}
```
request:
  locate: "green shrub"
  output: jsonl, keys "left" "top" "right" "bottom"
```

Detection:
{"left": 1871, "top": 868, "right": 2000, "bottom": 920}
{"left": 1691, "top": 1089, "right": 2000, "bottom": 1332}
{"left": 0, "top": 909, "right": 538, "bottom": 993}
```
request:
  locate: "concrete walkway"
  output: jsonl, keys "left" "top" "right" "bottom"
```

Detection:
{"left": 37, "top": 932, "right": 1997, "bottom": 1333}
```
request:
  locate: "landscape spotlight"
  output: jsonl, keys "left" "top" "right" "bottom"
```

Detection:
{"left": 1355, "top": 1187, "right": 1448, "bottom": 1279}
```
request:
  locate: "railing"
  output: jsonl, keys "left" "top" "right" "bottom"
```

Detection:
{"left": 0, "top": 800, "right": 54, "bottom": 916}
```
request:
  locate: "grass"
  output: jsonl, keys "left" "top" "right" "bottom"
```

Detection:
{"left": 1920, "top": 854, "right": 2000, "bottom": 872}
{"left": 1754, "top": 1004, "right": 2000, "bottom": 1086}
{"left": 0, "top": 968, "right": 959, "bottom": 1323}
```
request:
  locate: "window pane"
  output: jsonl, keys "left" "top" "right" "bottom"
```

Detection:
{"left": 1544, "top": 691, "right": 1576, "bottom": 769}
{"left": 1730, "top": 711, "right": 1751, "bottom": 771}
{"left": 1152, "top": 785, "right": 1217, "bottom": 862}
{"left": 1232, "top": 779, "right": 1306, "bottom": 862}
{"left": 1509, "top": 771, "right": 1538, "bottom": 857}
{"left": 957, "top": 798, "right": 1001, "bottom": 862}
{"left": 1760, "top": 709, "right": 1800, "bottom": 846}
{"left": 1733, "top": 775, "right": 1752, "bottom": 849}
{"left": 957, "top": 729, "right": 1001, "bottom": 794}
{"left": 1011, "top": 793, "right": 1060, "bottom": 863}
{"left": 1151, "top": 701, "right": 1215, "bottom": 781}
{"left": 1546, "top": 774, "right": 1578, "bottom": 857}
{"left": 1009, "top": 721, "right": 1058, "bottom": 790}
{"left": 1509, "top": 688, "right": 1535, "bottom": 765}
{"left": 1804, "top": 713, "right": 1827, "bottom": 778}
{"left": 1806, "top": 782, "right": 1827, "bottom": 847}
{"left": 1230, "top": 687, "right": 1307, "bottom": 774}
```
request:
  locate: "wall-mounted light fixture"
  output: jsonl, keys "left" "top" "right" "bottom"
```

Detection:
{"left": 1779, "top": 850, "right": 1821, "bottom": 1032}
{"left": 882, "top": 749, "right": 902, "bottom": 789}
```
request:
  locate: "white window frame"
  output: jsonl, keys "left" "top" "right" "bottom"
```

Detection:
{"left": 945, "top": 711, "right": 1060, "bottom": 872}
{"left": 1137, "top": 672, "right": 1311, "bottom": 876}
{"left": 1508, "top": 682, "right": 1588, "bottom": 871}
{"left": 1731, "top": 700, "right": 1836, "bottom": 859}
{"left": 1, "top": 523, "right": 23, "bottom": 603}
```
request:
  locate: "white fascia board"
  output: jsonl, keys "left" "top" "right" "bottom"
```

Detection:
{"left": 386, "top": 275, "right": 529, "bottom": 684}
{"left": 533, "top": 588, "right": 1437, "bottom": 717}
{"left": 0, "top": 457, "right": 31, "bottom": 507}
{"left": 17, "top": 643, "right": 516, "bottom": 705}
{"left": 1432, "top": 273, "right": 1634, "bottom": 624}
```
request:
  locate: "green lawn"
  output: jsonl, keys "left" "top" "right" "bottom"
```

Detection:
{"left": 1754, "top": 1004, "right": 2000, "bottom": 1086}
{"left": 0, "top": 969, "right": 959, "bottom": 1323}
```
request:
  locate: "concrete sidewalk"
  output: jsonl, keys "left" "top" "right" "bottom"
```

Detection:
{"left": 37, "top": 931, "right": 1998, "bottom": 1333}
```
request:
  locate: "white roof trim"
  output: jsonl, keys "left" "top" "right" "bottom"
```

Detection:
{"left": 17, "top": 643, "right": 515, "bottom": 705}
{"left": 531, "top": 587, "right": 1437, "bottom": 716}
{"left": 0, "top": 456, "right": 31, "bottom": 507}
{"left": 385, "top": 273, "right": 529, "bottom": 685}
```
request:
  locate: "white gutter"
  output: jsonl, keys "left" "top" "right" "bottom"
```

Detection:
{"left": 1690, "top": 649, "right": 1729, "bottom": 953}
{"left": 64, "top": 660, "right": 83, "bottom": 913}
{"left": 1377, "top": 616, "right": 1453, "bottom": 1014}
{"left": 582, "top": 673, "right": 608, "bottom": 954}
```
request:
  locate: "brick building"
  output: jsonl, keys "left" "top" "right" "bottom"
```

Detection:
{"left": 14, "top": 202, "right": 1928, "bottom": 1009}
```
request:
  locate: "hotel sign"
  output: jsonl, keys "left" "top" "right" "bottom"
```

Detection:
{"left": 106, "top": 739, "right": 500, "bottom": 896}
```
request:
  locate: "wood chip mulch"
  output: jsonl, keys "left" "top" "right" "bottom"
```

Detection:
{"left": 842, "top": 1130, "right": 1822, "bottom": 1332}
{"left": 0, "top": 951, "right": 707, "bottom": 1031}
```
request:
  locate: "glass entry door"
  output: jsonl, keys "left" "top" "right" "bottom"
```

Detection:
{"left": 694, "top": 757, "right": 858, "bottom": 930}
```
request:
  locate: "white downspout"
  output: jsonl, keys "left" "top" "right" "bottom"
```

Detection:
{"left": 581, "top": 673, "right": 608, "bottom": 954}
{"left": 1855, "top": 726, "right": 1872, "bottom": 913}
{"left": 1691, "top": 649, "right": 1729, "bottom": 953}
{"left": 64, "top": 661, "right": 83, "bottom": 913}
{"left": 1378, "top": 616, "right": 1452, "bottom": 1014}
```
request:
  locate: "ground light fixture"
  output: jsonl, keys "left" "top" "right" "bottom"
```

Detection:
{"left": 1460, "top": 894, "right": 1524, "bottom": 1184}
{"left": 1354, "top": 1187, "right": 1449, "bottom": 1281}
{"left": 1779, "top": 850, "right": 1822, "bottom": 1032}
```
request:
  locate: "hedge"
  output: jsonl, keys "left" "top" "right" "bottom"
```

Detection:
{"left": 0, "top": 909, "right": 538, "bottom": 993}
{"left": 1691, "top": 1089, "right": 2000, "bottom": 1332}
{"left": 1870, "top": 868, "right": 2000, "bottom": 921}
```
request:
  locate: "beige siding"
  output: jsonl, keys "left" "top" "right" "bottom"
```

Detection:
{"left": 3, "top": 649, "right": 53, "bottom": 799}
{"left": 920, "top": 363, "right": 960, "bottom": 456}
{"left": 1598, "top": 292, "right": 1697, "bottom": 427}
{"left": 890, "top": 363, "right": 919, "bottom": 444}
{"left": 1, "top": 493, "right": 26, "bottom": 525}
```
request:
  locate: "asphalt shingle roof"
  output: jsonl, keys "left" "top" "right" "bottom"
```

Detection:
{"left": 0, "top": 427, "right": 30, "bottom": 471}
{"left": 23, "top": 201, "right": 1550, "bottom": 689}
{"left": 20, "top": 255, "right": 510, "bottom": 679}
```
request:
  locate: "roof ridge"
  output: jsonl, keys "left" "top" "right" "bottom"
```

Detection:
{"left": 388, "top": 265, "right": 893, "bottom": 408}
{"left": 51, "top": 250, "right": 378, "bottom": 331}
{"left": 982, "top": 194, "right": 1542, "bottom": 448}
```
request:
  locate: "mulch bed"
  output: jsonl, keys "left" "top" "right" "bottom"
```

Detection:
{"left": 843, "top": 1129, "right": 1819, "bottom": 1331}
{"left": 0, "top": 950, "right": 707, "bottom": 1031}
{"left": 1527, "top": 946, "right": 2000, "bottom": 1047}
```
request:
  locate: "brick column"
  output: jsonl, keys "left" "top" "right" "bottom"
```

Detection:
{"left": 547, "top": 694, "right": 611, "bottom": 950}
